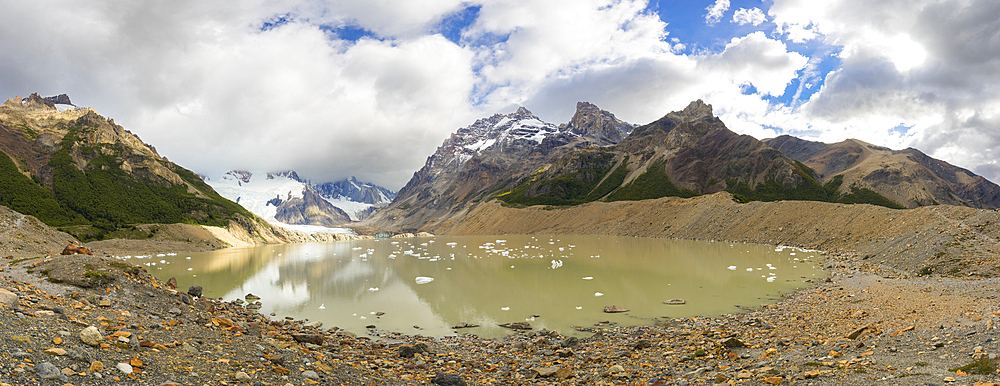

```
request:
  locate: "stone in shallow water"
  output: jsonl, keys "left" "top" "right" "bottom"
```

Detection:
{"left": 499, "top": 322, "right": 532, "bottom": 330}
{"left": 663, "top": 298, "right": 686, "bottom": 305}
{"left": 603, "top": 305, "right": 629, "bottom": 313}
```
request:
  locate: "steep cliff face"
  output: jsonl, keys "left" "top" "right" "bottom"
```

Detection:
{"left": 367, "top": 102, "right": 632, "bottom": 231}
{"left": 764, "top": 136, "right": 1000, "bottom": 208}
{"left": 0, "top": 93, "right": 267, "bottom": 241}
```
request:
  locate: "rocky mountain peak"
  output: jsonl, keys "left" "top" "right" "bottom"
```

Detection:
{"left": 565, "top": 101, "right": 634, "bottom": 144}
{"left": 669, "top": 99, "right": 713, "bottom": 121}
{"left": 43, "top": 94, "right": 73, "bottom": 106}
{"left": 267, "top": 170, "right": 302, "bottom": 182}
{"left": 513, "top": 106, "right": 532, "bottom": 116}
{"left": 23, "top": 93, "right": 56, "bottom": 111}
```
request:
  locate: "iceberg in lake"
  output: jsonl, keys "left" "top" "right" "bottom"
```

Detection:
{"left": 415, "top": 276, "right": 434, "bottom": 284}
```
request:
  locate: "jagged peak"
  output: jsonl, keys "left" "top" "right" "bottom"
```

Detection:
{"left": 678, "top": 99, "right": 713, "bottom": 119}
{"left": 513, "top": 106, "right": 532, "bottom": 116}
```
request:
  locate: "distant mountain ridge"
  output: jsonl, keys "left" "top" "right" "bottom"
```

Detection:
{"left": 369, "top": 100, "right": 1000, "bottom": 232}
{"left": 206, "top": 170, "right": 396, "bottom": 226}
{"left": 763, "top": 135, "right": 1000, "bottom": 208}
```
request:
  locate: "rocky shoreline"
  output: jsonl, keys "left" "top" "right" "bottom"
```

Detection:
{"left": 1, "top": 244, "right": 998, "bottom": 385}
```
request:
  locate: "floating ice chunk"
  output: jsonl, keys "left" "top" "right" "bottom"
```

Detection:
{"left": 511, "top": 265, "right": 515, "bottom": 268}
{"left": 368, "top": 287, "right": 379, "bottom": 292}
{"left": 727, "top": 266, "right": 737, "bottom": 270}
{"left": 550, "top": 260, "right": 563, "bottom": 269}
{"left": 360, "top": 316, "right": 367, "bottom": 319}
{"left": 187, "top": 268, "right": 192, "bottom": 271}
{"left": 446, "top": 242, "right": 457, "bottom": 246}
{"left": 156, "top": 253, "right": 166, "bottom": 257}
{"left": 319, "top": 304, "right": 326, "bottom": 309}
{"left": 415, "top": 276, "right": 434, "bottom": 284}
{"left": 582, "top": 277, "right": 594, "bottom": 280}
{"left": 575, "top": 306, "right": 583, "bottom": 310}
{"left": 501, "top": 307, "right": 510, "bottom": 311}
{"left": 446, "top": 267, "right": 452, "bottom": 270}
{"left": 769, "top": 266, "right": 777, "bottom": 270}
{"left": 594, "top": 292, "right": 604, "bottom": 297}
{"left": 352, "top": 247, "right": 362, "bottom": 250}
{"left": 789, "top": 253, "right": 796, "bottom": 255}
{"left": 746, "top": 268, "right": 753, "bottom": 272}
{"left": 185, "top": 256, "right": 191, "bottom": 260}
{"left": 766, "top": 277, "right": 777, "bottom": 283}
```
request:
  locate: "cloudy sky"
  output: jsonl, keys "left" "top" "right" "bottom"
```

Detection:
{"left": 2, "top": 0, "right": 999, "bottom": 190}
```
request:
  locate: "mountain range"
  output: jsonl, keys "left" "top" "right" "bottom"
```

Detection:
{"left": 3, "top": 92, "right": 998, "bottom": 242}
{"left": 368, "top": 100, "right": 1000, "bottom": 232}
{"left": 205, "top": 170, "right": 395, "bottom": 228}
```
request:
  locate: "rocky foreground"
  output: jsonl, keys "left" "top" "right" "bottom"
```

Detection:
{"left": 0, "top": 248, "right": 998, "bottom": 386}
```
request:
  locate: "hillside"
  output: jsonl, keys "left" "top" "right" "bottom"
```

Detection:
{"left": 764, "top": 135, "right": 1000, "bottom": 209}
{"left": 0, "top": 94, "right": 276, "bottom": 242}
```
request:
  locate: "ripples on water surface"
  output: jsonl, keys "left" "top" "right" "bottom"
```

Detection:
{"left": 138, "top": 235, "right": 826, "bottom": 338}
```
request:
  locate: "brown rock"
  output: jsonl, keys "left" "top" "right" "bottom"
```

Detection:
{"left": 61, "top": 242, "right": 94, "bottom": 255}
{"left": 764, "top": 376, "right": 784, "bottom": 384}
{"left": 531, "top": 366, "right": 573, "bottom": 379}
{"left": 632, "top": 339, "right": 652, "bottom": 349}
{"left": 603, "top": 305, "right": 629, "bottom": 313}
{"left": 721, "top": 337, "right": 746, "bottom": 348}
{"left": 291, "top": 333, "right": 324, "bottom": 345}
{"left": 44, "top": 348, "right": 67, "bottom": 356}
{"left": 273, "top": 366, "right": 291, "bottom": 374}
{"left": 663, "top": 299, "right": 686, "bottom": 305}
{"left": 166, "top": 277, "right": 177, "bottom": 290}
{"left": 129, "top": 357, "right": 143, "bottom": 368}
{"left": 89, "top": 361, "right": 104, "bottom": 373}
{"left": 846, "top": 325, "right": 875, "bottom": 340}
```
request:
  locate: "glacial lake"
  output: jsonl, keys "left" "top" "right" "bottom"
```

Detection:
{"left": 139, "top": 235, "right": 826, "bottom": 338}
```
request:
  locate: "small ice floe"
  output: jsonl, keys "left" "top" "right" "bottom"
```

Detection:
{"left": 156, "top": 253, "right": 166, "bottom": 257}
{"left": 415, "top": 276, "right": 434, "bottom": 284}
{"left": 185, "top": 256, "right": 191, "bottom": 260}
{"left": 501, "top": 307, "right": 510, "bottom": 311}
{"left": 766, "top": 276, "right": 777, "bottom": 283}
{"left": 446, "top": 242, "right": 458, "bottom": 246}
{"left": 319, "top": 304, "right": 326, "bottom": 310}
{"left": 550, "top": 260, "right": 563, "bottom": 269}
{"left": 575, "top": 306, "right": 583, "bottom": 310}
{"left": 368, "top": 287, "right": 379, "bottom": 292}
{"left": 446, "top": 267, "right": 452, "bottom": 270}
{"left": 746, "top": 268, "right": 753, "bottom": 272}
{"left": 594, "top": 292, "right": 604, "bottom": 297}
{"left": 582, "top": 276, "right": 594, "bottom": 280}
{"left": 187, "top": 268, "right": 192, "bottom": 271}
{"left": 789, "top": 252, "right": 796, "bottom": 256}
{"left": 727, "top": 266, "right": 737, "bottom": 271}
{"left": 352, "top": 247, "right": 362, "bottom": 250}
{"left": 510, "top": 265, "right": 515, "bottom": 269}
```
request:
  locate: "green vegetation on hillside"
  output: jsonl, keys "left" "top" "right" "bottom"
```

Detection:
{"left": 497, "top": 151, "right": 623, "bottom": 206}
{"left": 0, "top": 152, "right": 84, "bottom": 226}
{"left": 606, "top": 160, "right": 698, "bottom": 201}
{"left": 820, "top": 174, "right": 905, "bottom": 209}
{"left": 0, "top": 126, "right": 253, "bottom": 240}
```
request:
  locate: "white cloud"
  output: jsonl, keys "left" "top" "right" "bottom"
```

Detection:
{"left": 705, "top": 0, "right": 731, "bottom": 26}
{"left": 733, "top": 7, "right": 766, "bottom": 26}
{"left": 768, "top": 0, "right": 1000, "bottom": 183}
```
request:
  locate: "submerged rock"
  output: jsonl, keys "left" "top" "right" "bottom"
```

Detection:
{"left": 603, "top": 305, "right": 629, "bottom": 313}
